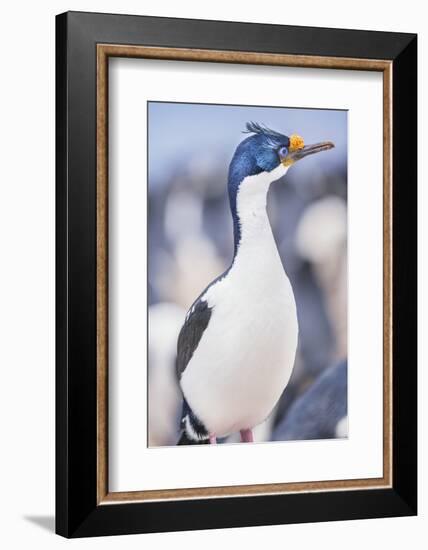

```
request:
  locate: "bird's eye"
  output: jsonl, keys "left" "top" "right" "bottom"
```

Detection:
{"left": 278, "top": 146, "right": 288, "bottom": 159}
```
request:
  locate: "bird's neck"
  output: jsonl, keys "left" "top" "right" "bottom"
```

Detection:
{"left": 230, "top": 166, "right": 288, "bottom": 259}
{"left": 233, "top": 177, "right": 271, "bottom": 253}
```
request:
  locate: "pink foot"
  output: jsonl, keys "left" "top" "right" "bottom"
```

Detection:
{"left": 209, "top": 434, "right": 217, "bottom": 444}
{"left": 240, "top": 429, "right": 254, "bottom": 443}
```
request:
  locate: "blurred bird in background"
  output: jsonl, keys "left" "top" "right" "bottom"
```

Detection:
{"left": 148, "top": 103, "right": 348, "bottom": 447}
{"left": 272, "top": 360, "right": 348, "bottom": 441}
{"left": 148, "top": 302, "right": 185, "bottom": 446}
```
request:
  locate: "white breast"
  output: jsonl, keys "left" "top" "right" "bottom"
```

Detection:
{"left": 180, "top": 167, "right": 298, "bottom": 437}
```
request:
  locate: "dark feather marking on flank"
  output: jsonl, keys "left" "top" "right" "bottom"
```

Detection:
{"left": 177, "top": 399, "right": 210, "bottom": 445}
{"left": 177, "top": 431, "right": 209, "bottom": 445}
{"left": 176, "top": 300, "right": 212, "bottom": 444}
{"left": 176, "top": 299, "right": 212, "bottom": 379}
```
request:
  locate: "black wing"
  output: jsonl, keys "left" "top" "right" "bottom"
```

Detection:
{"left": 176, "top": 299, "right": 212, "bottom": 379}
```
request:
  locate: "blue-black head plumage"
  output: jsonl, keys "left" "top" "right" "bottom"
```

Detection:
{"left": 228, "top": 122, "right": 290, "bottom": 190}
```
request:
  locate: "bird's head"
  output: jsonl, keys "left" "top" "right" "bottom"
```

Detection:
{"left": 227, "top": 122, "right": 335, "bottom": 252}
{"left": 228, "top": 122, "right": 335, "bottom": 188}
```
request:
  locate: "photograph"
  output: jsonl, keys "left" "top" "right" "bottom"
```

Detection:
{"left": 147, "top": 101, "right": 348, "bottom": 447}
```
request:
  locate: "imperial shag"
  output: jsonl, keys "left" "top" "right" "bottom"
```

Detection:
{"left": 177, "top": 122, "right": 334, "bottom": 445}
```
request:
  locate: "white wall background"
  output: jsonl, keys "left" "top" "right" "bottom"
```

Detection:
{"left": 0, "top": 1, "right": 424, "bottom": 548}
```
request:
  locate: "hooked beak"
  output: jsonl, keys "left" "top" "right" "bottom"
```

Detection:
{"left": 284, "top": 141, "right": 335, "bottom": 166}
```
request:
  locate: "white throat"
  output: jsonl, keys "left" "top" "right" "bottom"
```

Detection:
{"left": 235, "top": 163, "right": 289, "bottom": 252}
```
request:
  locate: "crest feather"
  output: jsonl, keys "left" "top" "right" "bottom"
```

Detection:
{"left": 243, "top": 122, "right": 288, "bottom": 149}
{"left": 243, "top": 121, "right": 284, "bottom": 138}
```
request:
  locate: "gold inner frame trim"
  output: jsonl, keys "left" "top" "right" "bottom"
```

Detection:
{"left": 96, "top": 44, "right": 393, "bottom": 505}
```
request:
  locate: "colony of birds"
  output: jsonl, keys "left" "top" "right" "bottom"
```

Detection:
{"left": 148, "top": 122, "right": 348, "bottom": 447}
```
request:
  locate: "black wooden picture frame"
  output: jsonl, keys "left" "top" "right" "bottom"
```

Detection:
{"left": 56, "top": 11, "right": 417, "bottom": 538}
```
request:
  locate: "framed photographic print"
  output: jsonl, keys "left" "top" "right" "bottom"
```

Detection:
{"left": 56, "top": 11, "right": 417, "bottom": 538}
